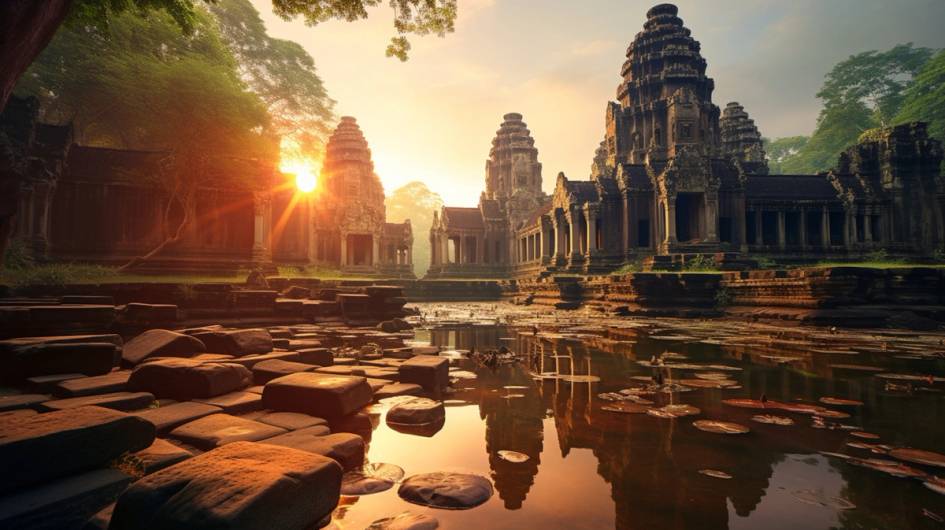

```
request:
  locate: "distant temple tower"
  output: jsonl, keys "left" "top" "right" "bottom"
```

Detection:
{"left": 485, "top": 113, "right": 543, "bottom": 200}
{"left": 720, "top": 102, "right": 768, "bottom": 174}
{"left": 310, "top": 117, "right": 413, "bottom": 275}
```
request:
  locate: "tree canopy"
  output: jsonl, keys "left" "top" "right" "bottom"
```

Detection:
{"left": 895, "top": 49, "right": 945, "bottom": 143}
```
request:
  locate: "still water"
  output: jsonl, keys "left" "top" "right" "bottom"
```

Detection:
{"left": 330, "top": 303, "right": 945, "bottom": 530}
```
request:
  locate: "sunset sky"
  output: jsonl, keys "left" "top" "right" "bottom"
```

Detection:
{"left": 251, "top": 0, "right": 945, "bottom": 206}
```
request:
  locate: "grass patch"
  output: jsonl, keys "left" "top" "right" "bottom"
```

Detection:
{"left": 0, "top": 263, "right": 116, "bottom": 289}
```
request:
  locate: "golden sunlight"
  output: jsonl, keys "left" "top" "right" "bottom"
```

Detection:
{"left": 280, "top": 157, "right": 319, "bottom": 193}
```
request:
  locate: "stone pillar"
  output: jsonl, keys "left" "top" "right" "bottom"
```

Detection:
{"left": 665, "top": 196, "right": 677, "bottom": 246}
{"left": 738, "top": 198, "right": 748, "bottom": 252}
{"left": 29, "top": 181, "right": 55, "bottom": 257}
{"left": 798, "top": 209, "right": 808, "bottom": 250}
{"left": 371, "top": 235, "right": 379, "bottom": 267}
{"left": 586, "top": 205, "right": 598, "bottom": 255}
{"left": 476, "top": 236, "right": 484, "bottom": 264}
{"left": 776, "top": 211, "right": 786, "bottom": 250}
{"left": 754, "top": 209, "right": 763, "bottom": 247}
{"left": 864, "top": 210, "right": 873, "bottom": 244}
{"left": 555, "top": 216, "right": 566, "bottom": 259}
{"left": 843, "top": 211, "right": 853, "bottom": 249}
{"left": 252, "top": 192, "right": 272, "bottom": 264}
{"left": 821, "top": 207, "right": 831, "bottom": 249}
{"left": 568, "top": 210, "right": 580, "bottom": 258}
{"left": 340, "top": 233, "right": 348, "bottom": 267}
{"left": 622, "top": 193, "right": 631, "bottom": 253}
{"left": 705, "top": 194, "right": 719, "bottom": 242}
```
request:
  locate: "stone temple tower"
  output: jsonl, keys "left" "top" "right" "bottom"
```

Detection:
{"left": 485, "top": 113, "right": 543, "bottom": 201}
{"left": 605, "top": 3, "right": 720, "bottom": 166}
{"left": 720, "top": 102, "right": 768, "bottom": 174}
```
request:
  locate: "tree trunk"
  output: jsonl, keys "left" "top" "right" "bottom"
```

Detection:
{"left": 118, "top": 188, "right": 194, "bottom": 271}
{"left": 0, "top": 0, "right": 74, "bottom": 112}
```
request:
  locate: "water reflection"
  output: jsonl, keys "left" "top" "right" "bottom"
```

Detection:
{"left": 334, "top": 315, "right": 945, "bottom": 530}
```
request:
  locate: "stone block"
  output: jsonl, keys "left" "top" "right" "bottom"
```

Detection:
{"left": 254, "top": 411, "right": 328, "bottom": 431}
{"left": 0, "top": 342, "right": 117, "bottom": 381}
{"left": 132, "top": 438, "right": 193, "bottom": 473}
{"left": 296, "top": 347, "right": 333, "bottom": 366}
{"left": 109, "top": 442, "right": 340, "bottom": 530}
{"left": 127, "top": 358, "right": 252, "bottom": 400}
{"left": 26, "top": 373, "right": 84, "bottom": 393}
{"left": 27, "top": 305, "right": 116, "bottom": 327}
{"left": 0, "top": 406, "right": 154, "bottom": 494}
{"left": 38, "top": 392, "right": 154, "bottom": 412}
{"left": 168, "top": 413, "right": 287, "bottom": 450}
{"left": 398, "top": 355, "right": 449, "bottom": 392}
{"left": 192, "top": 328, "right": 273, "bottom": 356}
{"left": 60, "top": 295, "right": 115, "bottom": 305}
{"left": 122, "top": 329, "right": 205, "bottom": 366}
{"left": 0, "top": 469, "right": 130, "bottom": 530}
{"left": 225, "top": 351, "right": 300, "bottom": 369}
{"left": 0, "top": 393, "right": 50, "bottom": 412}
{"left": 132, "top": 401, "right": 222, "bottom": 435}
{"left": 374, "top": 383, "right": 424, "bottom": 400}
{"left": 262, "top": 430, "right": 364, "bottom": 471}
{"left": 120, "top": 303, "right": 178, "bottom": 324}
{"left": 194, "top": 391, "right": 262, "bottom": 414}
{"left": 253, "top": 359, "right": 316, "bottom": 384}
{"left": 54, "top": 370, "right": 130, "bottom": 397}
{"left": 262, "top": 373, "right": 373, "bottom": 419}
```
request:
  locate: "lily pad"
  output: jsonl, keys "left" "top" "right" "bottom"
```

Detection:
{"left": 888, "top": 448, "right": 945, "bottom": 469}
{"left": 398, "top": 472, "right": 494, "bottom": 510}
{"left": 341, "top": 463, "right": 406, "bottom": 496}
{"left": 497, "top": 450, "right": 529, "bottom": 463}
{"left": 925, "top": 476, "right": 945, "bottom": 496}
{"left": 679, "top": 379, "right": 738, "bottom": 389}
{"left": 647, "top": 404, "right": 701, "bottom": 419}
{"left": 813, "top": 409, "right": 851, "bottom": 419}
{"left": 698, "top": 469, "right": 732, "bottom": 479}
{"left": 751, "top": 414, "right": 794, "bottom": 426}
{"left": 601, "top": 402, "right": 651, "bottom": 414}
{"left": 850, "top": 431, "right": 881, "bottom": 440}
{"left": 722, "top": 398, "right": 769, "bottom": 409}
{"left": 819, "top": 397, "right": 864, "bottom": 407}
{"left": 849, "top": 457, "right": 929, "bottom": 479}
{"left": 693, "top": 420, "right": 750, "bottom": 434}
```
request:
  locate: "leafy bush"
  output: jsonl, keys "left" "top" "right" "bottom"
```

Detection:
{"left": 0, "top": 263, "right": 114, "bottom": 290}
{"left": 684, "top": 255, "right": 718, "bottom": 272}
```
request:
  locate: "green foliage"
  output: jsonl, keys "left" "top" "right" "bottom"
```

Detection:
{"left": 210, "top": 0, "right": 335, "bottom": 158}
{"left": 386, "top": 181, "right": 443, "bottom": 276}
{"left": 754, "top": 255, "right": 775, "bottom": 269}
{"left": 894, "top": 50, "right": 945, "bottom": 144}
{"left": 69, "top": 0, "right": 202, "bottom": 34}
{"left": 763, "top": 136, "right": 808, "bottom": 174}
{"left": 0, "top": 263, "right": 115, "bottom": 290}
{"left": 270, "top": 0, "right": 457, "bottom": 60}
{"left": 611, "top": 260, "right": 642, "bottom": 275}
{"left": 683, "top": 255, "right": 718, "bottom": 272}
{"left": 3, "top": 239, "right": 35, "bottom": 270}
{"left": 714, "top": 286, "right": 732, "bottom": 307}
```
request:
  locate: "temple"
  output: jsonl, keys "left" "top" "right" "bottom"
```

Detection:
{"left": 429, "top": 3, "right": 945, "bottom": 278}
{"left": 0, "top": 103, "right": 413, "bottom": 276}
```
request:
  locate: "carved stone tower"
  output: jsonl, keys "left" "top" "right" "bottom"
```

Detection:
{"left": 485, "top": 113, "right": 543, "bottom": 201}
{"left": 720, "top": 102, "right": 768, "bottom": 174}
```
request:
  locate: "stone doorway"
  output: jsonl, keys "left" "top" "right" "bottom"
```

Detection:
{"left": 346, "top": 233, "right": 373, "bottom": 266}
{"left": 675, "top": 193, "right": 704, "bottom": 243}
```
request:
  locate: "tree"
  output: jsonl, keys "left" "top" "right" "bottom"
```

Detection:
{"left": 895, "top": 49, "right": 945, "bottom": 143}
{"left": 386, "top": 181, "right": 443, "bottom": 276}
{"left": 0, "top": 0, "right": 458, "bottom": 113}
{"left": 763, "top": 136, "right": 808, "bottom": 174}
{"left": 210, "top": 0, "right": 336, "bottom": 160}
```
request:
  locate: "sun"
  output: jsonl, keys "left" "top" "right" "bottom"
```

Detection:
{"left": 280, "top": 157, "right": 319, "bottom": 193}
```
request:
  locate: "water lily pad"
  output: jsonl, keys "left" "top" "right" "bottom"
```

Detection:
{"left": 342, "top": 463, "right": 406, "bottom": 496}
{"left": 497, "top": 450, "right": 529, "bottom": 463}
{"left": 925, "top": 476, "right": 945, "bottom": 496}
{"left": 813, "top": 409, "right": 851, "bottom": 419}
{"left": 819, "top": 397, "right": 864, "bottom": 407}
{"left": 366, "top": 512, "right": 439, "bottom": 530}
{"left": 888, "top": 448, "right": 945, "bottom": 468}
{"left": 694, "top": 372, "right": 731, "bottom": 381}
{"left": 646, "top": 404, "right": 701, "bottom": 419}
{"left": 503, "top": 385, "right": 529, "bottom": 390}
{"left": 559, "top": 375, "right": 601, "bottom": 383}
{"left": 849, "top": 457, "right": 929, "bottom": 479}
{"left": 751, "top": 414, "right": 794, "bottom": 426}
{"left": 601, "top": 402, "right": 651, "bottom": 414}
{"left": 679, "top": 379, "right": 738, "bottom": 389}
{"left": 698, "top": 469, "right": 732, "bottom": 479}
{"left": 722, "top": 398, "right": 769, "bottom": 409}
{"left": 398, "top": 472, "right": 494, "bottom": 510}
{"left": 693, "top": 420, "right": 750, "bottom": 434}
{"left": 449, "top": 371, "right": 478, "bottom": 380}
{"left": 850, "top": 431, "right": 881, "bottom": 440}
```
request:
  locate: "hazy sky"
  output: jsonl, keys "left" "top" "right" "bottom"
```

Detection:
{"left": 251, "top": 0, "right": 945, "bottom": 206}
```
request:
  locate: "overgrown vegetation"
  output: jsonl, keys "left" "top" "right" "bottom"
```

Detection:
{"left": 611, "top": 259, "right": 643, "bottom": 275}
{"left": 714, "top": 286, "right": 732, "bottom": 307}
{"left": 683, "top": 255, "right": 718, "bottom": 272}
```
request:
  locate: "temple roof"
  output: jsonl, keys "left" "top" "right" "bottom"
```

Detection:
{"left": 620, "top": 164, "right": 653, "bottom": 190}
{"left": 383, "top": 221, "right": 412, "bottom": 238}
{"left": 746, "top": 174, "right": 839, "bottom": 200}
{"left": 566, "top": 181, "right": 600, "bottom": 203}
{"left": 443, "top": 206, "right": 484, "bottom": 230}
{"left": 518, "top": 200, "right": 553, "bottom": 230}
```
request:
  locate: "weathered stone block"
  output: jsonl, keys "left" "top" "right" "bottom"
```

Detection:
{"left": 38, "top": 391, "right": 154, "bottom": 412}
{"left": 262, "top": 430, "right": 364, "bottom": 471}
{"left": 132, "top": 401, "right": 222, "bottom": 435}
{"left": 122, "top": 329, "right": 205, "bottom": 366}
{"left": 398, "top": 355, "right": 449, "bottom": 392}
{"left": 121, "top": 303, "right": 178, "bottom": 324}
{"left": 0, "top": 393, "right": 50, "bottom": 412}
{"left": 0, "top": 342, "right": 117, "bottom": 381}
{"left": 168, "top": 413, "right": 286, "bottom": 450}
{"left": 225, "top": 351, "right": 300, "bottom": 369}
{"left": 54, "top": 370, "right": 130, "bottom": 397}
{"left": 0, "top": 468, "right": 130, "bottom": 530}
{"left": 194, "top": 391, "right": 262, "bottom": 414}
{"left": 262, "top": 373, "right": 373, "bottom": 418}
{"left": 252, "top": 359, "right": 317, "bottom": 385}
{"left": 254, "top": 411, "right": 327, "bottom": 431}
{"left": 109, "top": 441, "right": 341, "bottom": 530}
{"left": 296, "top": 347, "right": 333, "bottom": 366}
{"left": 0, "top": 406, "right": 154, "bottom": 494}
{"left": 127, "top": 358, "right": 252, "bottom": 400}
{"left": 192, "top": 328, "right": 273, "bottom": 356}
{"left": 132, "top": 438, "right": 193, "bottom": 473}
{"left": 374, "top": 383, "right": 424, "bottom": 400}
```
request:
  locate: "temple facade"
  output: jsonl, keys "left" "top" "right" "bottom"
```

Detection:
{"left": 429, "top": 3, "right": 945, "bottom": 278}
{"left": 0, "top": 101, "right": 413, "bottom": 276}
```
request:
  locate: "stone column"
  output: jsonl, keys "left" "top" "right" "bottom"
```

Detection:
{"left": 568, "top": 209, "right": 580, "bottom": 258}
{"left": 843, "top": 211, "right": 853, "bottom": 249}
{"left": 340, "top": 233, "right": 348, "bottom": 267}
{"left": 665, "top": 196, "right": 677, "bottom": 246}
{"left": 371, "top": 235, "right": 379, "bottom": 267}
{"left": 863, "top": 210, "right": 873, "bottom": 244}
{"left": 738, "top": 197, "right": 748, "bottom": 252}
{"left": 586, "top": 205, "right": 598, "bottom": 255}
{"left": 621, "top": 192, "right": 631, "bottom": 253}
{"left": 476, "top": 236, "right": 484, "bottom": 264}
{"left": 798, "top": 209, "right": 808, "bottom": 250}
{"left": 705, "top": 194, "right": 719, "bottom": 242}
{"left": 777, "top": 211, "right": 786, "bottom": 250}
{"left": 252, "top": 191, "right": 272, "bottom": 264}
{"left": 754, "top": 209, "right": 763, "bottom": 247}
{"left": 821, "top": 207, "right": 831, "bottom": 249}
{"left": 30, "top": 181, "right": 55, "bottom": 257}
{"left": 555, "top": 216, "right": 566, "bottom": 259}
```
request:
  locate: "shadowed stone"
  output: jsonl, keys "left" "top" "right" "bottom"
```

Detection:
{"left": 194, "top": 391, "right": 262, "bottom": 414}
{"left": 38, "top": 391, "right": 154, "bottom": 412}
{"left": 0, "top": 393, "right": 50, "bottom": 412}
{"left": 398, "top": 472, "right": 493, "bottom": 509}
{"left": 168, "top": 413, "right": 287, "bottom": 450}
{"left": 263, "top": 373, "right": 373, "bottom": 418}
{"left": 0, "top": 469, "right": 131, "bottom": 530}
{"left": 262, "top": 430, "right": 364, "bottom": 470}
{"left": 398, "top": 356, "right": 449, "bottom": 393}
{"left": 0, "top": 406, "right": 154, "bottom": 494}
{"left": 109, "top": 441, "right": 341, "bottom": 530}
{"left": 252, "top": 359, "right": 316, "bottom": 385}
{"left": 132, "top": 401, "right": 222, "bottom": 435}
{"left": 191, "top": 328, "right": 273, "bottom": 356}
{"left": 296, "top": 347, "right": 333, "bottom": 366}
{"left": 225, "top": 351, "right": 300, "bottom": 369}
{"left": 386, "top": 398, "right": 445, "bottom": 426}
{"left": 374, "top": 383, "right": 424, "bottom": 400}
{"left": 1, "top": 342, "right": 118, "bottom": 381}
{"left": 54, "top": 370, "right": 130, "bottom": 397}
{"left": 254, "top": 411, "right": 328, "bottom": 431}
{"left": 132, "top": 438, "right": 193, "bottom": 473}
{"left": 127, "top": 358, "right": 251, "bottom": 400}
{"left": 122, "top": 329, "right": 205, "bottom": 366}
{"left": 26, "top": 373, "right": 85, "bottom": 393}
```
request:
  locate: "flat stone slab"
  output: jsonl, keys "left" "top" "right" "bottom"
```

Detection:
{"left": 121, "top": 303, "right": 178, "bottom": 323}
{"left": 252, "top": 359, "right": 316, "bottom": 384}
{"left": 0, "top": 405, "right": 154, "bottom": 494}
{"left": 191, "top": 328, "right": 273, "bottom": 356}
{"left": 53, "top": 370, "right": 130, "bottom": 397}
{"left": 262, "top": 373, "right": 373, "bottom": 418}
{"left": 38, "top": 391, "right": 154, "bottom": 412}
{"left": 296, "top": 347, "right": 333, "bottom": 366}
{"left": 109, "top": 441, "right": 341, "bottom": 530}
{"left": 168, "top": 413, "right": 287, "bottom": 450}
{"left": 262, "top": 430, "right": 364, "bottom": 470}
{"left": 132, "top": 438, "right": 193, "bottom": 473}
{"left": 0, "top": 393, "right": 50, "bottom": 412}
{"left": 1, "top": 342, "right": 118, "bottom": 381}
{"left": 398, "top": 472, "right": 494, "bottom": 509}
{"left": 122, "top": 329, "right": 205, "bottom": 366}
{"left": 26, "top": 373, "right": 85, "bottom": 392}
{"left": 253, "top": 411, "right": 328, "bottom": 431}
{"left": 132, "top": 401, "right": 222, "bottom": 435}
{"left": 387, "top": 398, "right": 445, "bottom": 426}
{"left": 225, "top": 351, "right": 301, "bottom": 369}
{"left": 375, "top": 383, "right": 424, "bottom": 400}
{"left": 0, "top": 468, "right": 131, "bottom": 530}
{"left": 194, "top": 391, "right": 262, "bottom": 414}
{"left": 26, "top": 304, "right": 116, "bottom": 326}
{"left": 128, "top": 358, "right": 252, "bottom": 400}
{"left": 398, "top": 355, "right": 449, "bottom": 393}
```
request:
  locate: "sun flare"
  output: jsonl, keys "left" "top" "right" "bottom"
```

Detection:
{"left": 280, "top": 157, "right": 319, "bottom": 193}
